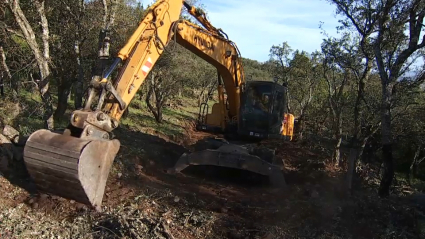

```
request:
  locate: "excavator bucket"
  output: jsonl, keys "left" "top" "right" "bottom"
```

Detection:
{"left": 23, "top": 129, "right": 120, "bottom": 211}
{"left": 168, "top": 143, "right": 287, "bottom": 188}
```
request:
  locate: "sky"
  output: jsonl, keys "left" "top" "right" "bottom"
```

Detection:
{"left": 139, "top": 0, "right": 343, "bottom": 62}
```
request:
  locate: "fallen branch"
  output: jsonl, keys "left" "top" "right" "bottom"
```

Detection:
{"left": 162, "top": 221, "right": 176, "bottom": 239}
{"left": 121, "top": 216, "right": 142, "bottom": 239}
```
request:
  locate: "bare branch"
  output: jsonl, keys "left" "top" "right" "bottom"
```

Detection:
{"left": 34, "top": 0, "right": 50, "bottom": 62}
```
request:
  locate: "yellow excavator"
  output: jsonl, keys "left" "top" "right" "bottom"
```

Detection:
{"left": 22, "top": 0, "right": 295, "bottom": 211}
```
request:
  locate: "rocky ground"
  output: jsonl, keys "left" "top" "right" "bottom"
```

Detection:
{"left": 1, "top": 124, "right": 425, "bottom": 239}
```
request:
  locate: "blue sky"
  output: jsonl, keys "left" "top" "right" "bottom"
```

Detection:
{"left": 139, "top": 0, "right": 343, "bottom": 62}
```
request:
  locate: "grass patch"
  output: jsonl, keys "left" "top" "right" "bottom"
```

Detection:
{"left": 0, "top": 88, "right": 218, "bottom": 142}
{"left": 120, "top": 97, "right": 216, "bottom": 140}
{"left": 0, "top": 91, "right": 44, "bottom": 135}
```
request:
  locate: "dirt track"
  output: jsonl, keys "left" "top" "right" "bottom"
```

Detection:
{"left": 0, "top": 124, "right": 423, "bottom": 238}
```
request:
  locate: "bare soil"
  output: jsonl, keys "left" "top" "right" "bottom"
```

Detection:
{"left": 0, "top": 123, "right": 424, "bottom": 239}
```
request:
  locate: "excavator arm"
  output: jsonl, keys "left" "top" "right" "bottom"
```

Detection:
{"left": 22, "top": 0, "right": 248, "bottom": 211}
{"left": 71, "top": 0, "right": 244, "bottom": 134}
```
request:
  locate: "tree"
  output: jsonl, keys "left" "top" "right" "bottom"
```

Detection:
{"left": 269, "top": 42, "right": 293, "bottom": 112}
{"left": 56, "top": 0, "right": 90, "bottom": 111}
{"left": 145, "top": 42, "right": 191, "bottom": 123}
{"left": 193, "top": 63, "right": 216, "bottom": 106}
{"left": 5, "top": 0, "right": 54, "bottom": 129}
{"left": 321, "top": 34, "right": 354, "bottom": 166}
{"left": 328, "top": 0, "right": 425, "bottom": 197}
{"left": 391, "top": 72, "right": 425, "bottom": 184}
{"left": 318, "top": 28, "right": 378, "bottom": 192}
{"left": 288, "top": 50, "right": 321, "bottom": 140}
{"left": 48, "top": 0, "right": 89, "bottom": 120}
{"left": 242, "top": 58, "right": 273, "bottom": 82}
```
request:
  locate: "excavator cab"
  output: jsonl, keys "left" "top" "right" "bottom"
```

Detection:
{"left": 196, "top": 81, "right": 295, "bottom": 141}
{"left": 238, "top": 81, "right": 294, "bottom": 140}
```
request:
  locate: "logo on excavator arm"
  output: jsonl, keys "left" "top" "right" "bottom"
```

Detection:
{"left": 194, "top": 35, "right": 215, "bottom": 51}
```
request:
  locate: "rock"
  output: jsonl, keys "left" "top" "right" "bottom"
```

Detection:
{"left": 2, "top": 125, "right": 20, "bottom": 144}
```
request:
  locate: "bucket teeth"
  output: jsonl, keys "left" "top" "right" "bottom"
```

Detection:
{"left": 23, "top": 129, "right": 120, "bottom": 211}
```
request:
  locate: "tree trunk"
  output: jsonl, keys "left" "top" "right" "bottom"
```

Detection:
{"left": 378, "top": 82, "right": 394, "bottom": 197}
{"left": 296, "top": 84, "right": 313, "bottom": 141}
{"left": 0, "top": 45, "right": 15, "bottom": 96}
{"left": 333, "top": 112, "right": 343, "bottom": 166}
{"left": 408, "top": 159, "right": 417, "bottom": 186}
{"left": 197, "top": 90, "right": 205, "bottom": 106}
{"left": 36, "top": 0, "right": 54, "bottom": 130}
{"left": 54, "top": 83, "right": 71, "bottom": 122}
{"left": 68, "top": 0, "right": 86, "bottom": 109}
{"left": 145, "top": 72, "right": 164, "bottom": 123}
{"left": 347, "top": 75, "right": 365, "bottom": 193}
{"left": 145, "top": 85, "right": 163, "bottom": 123}
{"left": 38, "top": 66, "right": 54, "bottom": 130}
{"left": 74, "top": 52, "right": 84, "bottom": 109}
{"left": 155, "top": 86, "right": 164, "bottom": 124}
{"left": 294, "top": 116, "right": 304, "bottom": 141}
{"left": 74, "top": 34, "right": 84, "bottom": 109}
{"left": 334, "top": 135, "right": 342, "bottom": 166}
{"left": 347, "top": 131, "right": 378, "bottom": 194}
{"left": 0, "top": 73, "right": 3, "bottom": 97}
{"left": 286, "top": 90, "right": 291, "bottom": 113}
{"left": 408, "top": 146, "right": 424, "bottom": 185}
{"left": 156, "top": 105, "right": 163, "bottom": 123}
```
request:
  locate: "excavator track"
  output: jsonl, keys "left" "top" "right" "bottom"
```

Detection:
{"left": 168, "top": 142, "right": 287, "bottom": 188}
{"left": 23, "top": 129, "right": 120, "bottom": 211}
